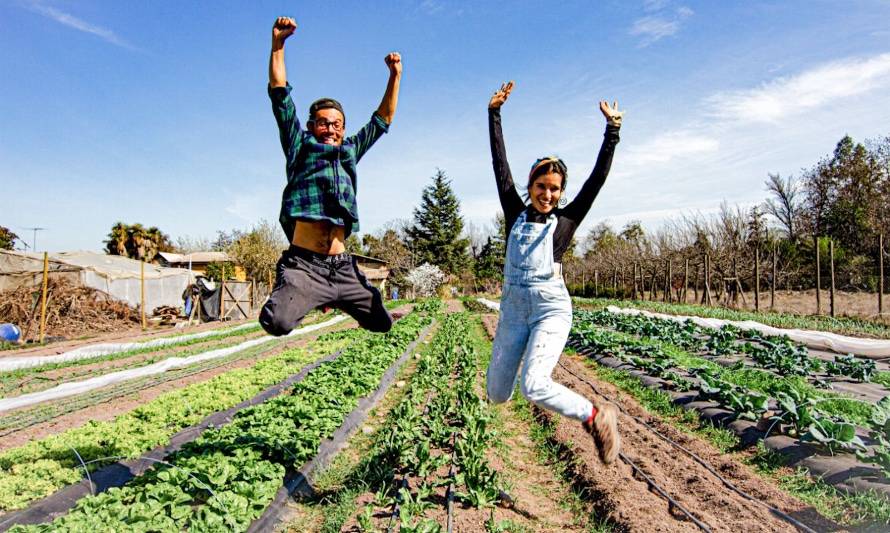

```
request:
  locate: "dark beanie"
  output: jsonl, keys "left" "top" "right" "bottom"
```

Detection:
{"left": 308, "top": 98, "right": 345, "bottom": 122}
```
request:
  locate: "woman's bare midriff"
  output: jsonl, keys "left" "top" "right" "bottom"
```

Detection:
{"left": 292, "top": 220, "right": 347, "bottom": 255}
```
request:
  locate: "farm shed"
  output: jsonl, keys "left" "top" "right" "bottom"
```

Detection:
{"left": 0, "top": 250, "right": 190, "bottom": 312}
{"left": 157, "top": 251, "right": 247, "bottom": 281}
{"left": 352, "top": 253, "right": 390, "bottom": 291}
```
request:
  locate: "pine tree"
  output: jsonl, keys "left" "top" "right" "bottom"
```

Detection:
{"left": 407, "top": 169, "right": 470, "bottom": 276}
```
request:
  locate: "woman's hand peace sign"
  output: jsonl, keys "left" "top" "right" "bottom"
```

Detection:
{"left": 489, "top": 81, "right": 514, "bottom": 109}
{"left": 600, "top": 100, "right": 623, "bottom": 127}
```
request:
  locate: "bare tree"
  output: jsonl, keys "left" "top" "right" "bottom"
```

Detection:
{"left": 764, "top": 173, "right": 802, "bottom": 242}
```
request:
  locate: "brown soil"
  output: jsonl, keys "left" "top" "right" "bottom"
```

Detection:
{"left": 1, "top": 329, "right": 270, "bottom": 398}
{"left": 477, "top": 309, "right": 838, "bottom": 532}
{"left": 0, "top": 319, "right": 355, "bottom": 452}
{"left": 545, "top": 354, "right": 841, "bottom": 532}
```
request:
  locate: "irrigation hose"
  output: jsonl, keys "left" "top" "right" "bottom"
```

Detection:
{"left": 559, "top": 357, "right": 818, "bottom": 533}
{"left": 619, "top": 451, "right": 712, "bottom": 532}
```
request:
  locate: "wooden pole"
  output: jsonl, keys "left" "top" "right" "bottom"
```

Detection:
{"left": 250, "top": 279, "right": 255, "bottom": 311}
{"left": 141, "top": 260, "right": 147, "bottom": 329}
{"left": 815, "top": 236, "right": 822, "bottom": 315}
{"left": 683, "top": 259, "right": 689, "bottom": 304}
{"left": 594, "top": 270, "right": 599, "bottom": 297}
{"left": 220, "top": 277, "right": 226, "bottom": 321}
{"left": 704, "top": 254, "right": 712, "bottom": 305}
{"left": 878, "top": 233, "right": 884, "bottom": 315}
{"left": 650, "top": 267, "right": 657, "bottom": 301}
{"left": 666, "top": 260, "right": 673, "bottom": 303}
{"left": 769, "top": 244, "right": 779, "bottom": 311}
{"left": 732, "top": 257, "right": 739, "bottom": 307}
{"left": 829, "top": 239, "right": 836, "bottom": 318}
{"left": 755, "top": 247, "right": 760, "bottom": 312}
{"left": 39, "top": 252, "right": 49, "bottom": 343}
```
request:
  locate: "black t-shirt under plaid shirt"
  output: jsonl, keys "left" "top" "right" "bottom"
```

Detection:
{"left": 269, "top": 83, "right": 390, "bottom": 240}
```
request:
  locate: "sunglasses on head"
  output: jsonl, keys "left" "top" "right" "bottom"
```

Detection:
{"left": 529, "top": 156, "right": 567, "bottom": 175}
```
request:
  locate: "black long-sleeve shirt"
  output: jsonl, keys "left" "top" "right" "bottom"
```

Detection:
{"left": 489, "top": 107, "right": 620, "bottom": 263}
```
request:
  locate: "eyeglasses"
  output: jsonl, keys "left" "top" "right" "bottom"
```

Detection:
{"left": 311, "top": 118, "right": 344, "bottom": 132}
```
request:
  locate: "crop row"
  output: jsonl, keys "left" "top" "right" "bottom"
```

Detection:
{"left": 0, "top": 328, "right": 358, "bottom": 512}
{"left": 349, "top": 312, "right": 501, "bottom": 531}
{"left": 7, "top": 310, "right": 433, "bottom": 532}
{"left": 570, "top": 312, "right": 890, "bottom": 478}
{"left": 584, "top": 309, "right": 878, "bottom": 383}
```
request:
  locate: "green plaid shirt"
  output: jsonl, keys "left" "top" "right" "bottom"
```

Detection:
{"left": 269, "top": 83, "right": 389, "bottom": 239}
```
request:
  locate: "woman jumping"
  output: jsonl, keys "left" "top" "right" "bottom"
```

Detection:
{"left": 486, "top": 81, "right": 622, "bottom": 463}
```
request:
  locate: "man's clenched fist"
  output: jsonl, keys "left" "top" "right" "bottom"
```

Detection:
{"left": 385, "top": 52, "right": 402, "bottom": 76}
{"left": 272, "top": 17, "right": 297, "bottom": 45}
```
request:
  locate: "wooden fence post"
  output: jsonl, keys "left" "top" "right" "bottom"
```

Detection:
{"left": 141, "top": 260, "right": 147, "bottom": 329}
{"left": 815, "top": 236, "right": 822, "bottom": 315}
{"left": 594, "top": 270, "right": 599, "bottom": 298}
{"left": 666, "top": 260, "right": 673, "bottom": 303}
{"left": 39, "top": 252, "right": 49, "bottom": 343}
{"left": 754, "top": 247, "right": 760, "bottom": 312}
{"left": 704, "top": 254, "right": 712, "bottom": 305}
{"left": 769, "top": 244, "right": 779, "bottom": 311}
{"left": 220, "top": 278, "right": 226, "bottom": 321}
{"left": 878, "top": 233, "right": 884, "bottom": 315}
{"left": 683, "top": 259, "right": 689, "bottom": 304}
{"left": 830, "top": 239, "right": 836, "bottom": 318}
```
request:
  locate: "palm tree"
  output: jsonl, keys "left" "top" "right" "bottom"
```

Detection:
{"left": 105, "top": 222, "right": 129, "bottom": 256}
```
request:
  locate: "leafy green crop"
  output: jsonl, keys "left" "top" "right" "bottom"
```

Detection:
{"left": 8, "top": 312, "right": 432, "bottom": 532}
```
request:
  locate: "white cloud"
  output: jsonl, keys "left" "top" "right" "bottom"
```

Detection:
{"left": 630, "top": 3, "right": 693, "bottom": 46}
{"left": 706, "top": 53, "right": 890, "bottom": 124}
{"left": 623, "top": 129, "right": 719, "bottom": 166}
{"left": 630, "top": 16, "right": 680, "bottom": 44}
{"left": 25, "top": 2, "right": 137, "bottom": 50}
{"left": 643, "top": 0, "right": 669, "bottom": 12}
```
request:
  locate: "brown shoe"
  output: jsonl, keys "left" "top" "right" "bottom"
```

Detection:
{"left": 583, "top": 402, "right": 620, "bottom": 464}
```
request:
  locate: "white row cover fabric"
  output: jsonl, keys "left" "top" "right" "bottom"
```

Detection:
{"left": 0, "top": 323, "right": 258, "bottom": 372}
{"left": 606, "top": 306, "right": 890, "bottom": 359}
{"left": 0, "top": 316, "right": 346, "bottom": 414}
{"left": 477, "top": 298, "right": 501, "bottom": 312}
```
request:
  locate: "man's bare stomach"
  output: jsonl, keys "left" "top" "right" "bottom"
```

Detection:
{"left": 292, "top": 220, "right": 347, "bottom": 255}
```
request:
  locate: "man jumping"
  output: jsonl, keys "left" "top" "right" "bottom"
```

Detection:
{"left": 260, "top": 16, "right": 402, "bottom": 336}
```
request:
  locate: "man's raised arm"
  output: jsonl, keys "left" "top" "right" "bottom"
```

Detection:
{"left": 375, "top": 52, "right": 402, "bottom": 125}
{"left": 269, "top": 16, "right": 296, "bottom": 88}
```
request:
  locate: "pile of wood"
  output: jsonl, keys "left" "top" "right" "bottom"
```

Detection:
{"left": 152, "top": 305, "right": 182, "bottom": 325}
{"left": 0, "top": 279, "right": 140, "bottom": 341}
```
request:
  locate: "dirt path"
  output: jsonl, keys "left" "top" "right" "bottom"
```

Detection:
{"left": 548, "top": 354, "right": 840, "bottom": 532}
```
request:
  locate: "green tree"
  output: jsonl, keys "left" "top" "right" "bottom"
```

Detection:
{"left": 104, "top": 222, "right": 172, "bottom": 262}
{"left": 227, "top": 220, "right": 288, "bottom": 282}
{"left": 344, "top": 234, "right": 363, "bottom": 254}
{"left": 0, "top": 226, "right": 20, "bottom": 250}
{"left": 406, "top": 169, "right": 470, "bottom": 276}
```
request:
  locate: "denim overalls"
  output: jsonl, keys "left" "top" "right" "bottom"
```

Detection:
{"left": 487, "top": 211, "right": 593, "bottom": 422}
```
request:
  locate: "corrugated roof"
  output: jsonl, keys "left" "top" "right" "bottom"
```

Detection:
{"left": 158, "top": 251, "right": 232, "bottom": 264}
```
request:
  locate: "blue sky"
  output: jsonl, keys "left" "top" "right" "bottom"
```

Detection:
{"left": 2, "top": 0, "right": 889, "bottom": 252}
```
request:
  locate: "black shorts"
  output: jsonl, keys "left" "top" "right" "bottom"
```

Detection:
{"left": 259, "top": 245, "right": 392, "bottom": 336}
